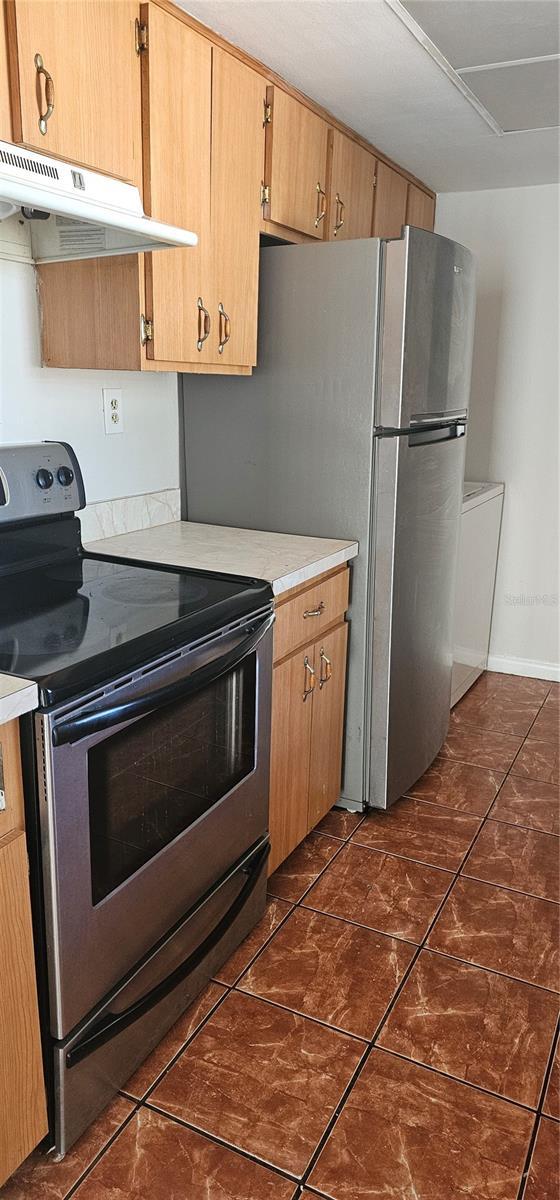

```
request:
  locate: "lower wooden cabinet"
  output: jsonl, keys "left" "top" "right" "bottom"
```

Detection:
{"left": 268, "top": 568, "right": 349, "bottom": 874}
{"left": 0, "top": 720, "right": 47, "bottom": 1186}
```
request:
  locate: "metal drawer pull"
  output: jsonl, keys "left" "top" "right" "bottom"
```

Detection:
{"left": 196, "top": 297, "right": 211, "bottom": 351}
{"left": 319, "top": 648, "right": 332, "bottom": 688}
{"left": 315, "top": 181, "right": 327, "bottom": 227}
{"left": 303, "top": 656, "right": 316, "bottom": 700}
{"left": 303, "top": 600, "right": 325, "bottom": 618}
{"left": 334, "top": 194, "right": 345, "bottom": 235}
{"left": 218, "top": 302, "right": 231, "bottom": 354}
{"left": 34, "top": 54, "right": 55, "bottom": 135}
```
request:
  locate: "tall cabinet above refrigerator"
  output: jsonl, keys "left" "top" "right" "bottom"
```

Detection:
{"left": 182, "top": 227, "right": 476, "bottom": 811}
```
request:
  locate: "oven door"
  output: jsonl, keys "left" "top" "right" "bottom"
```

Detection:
{"left": 37, "top": 609, "right": 273, "bottom": 1038}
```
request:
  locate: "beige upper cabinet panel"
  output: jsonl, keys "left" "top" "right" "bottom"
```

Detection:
{"left": 210, "top": 49, "right": 266, "bottom": 367}
{"left": 0, "top": 5, "right": 11, "bottom": 140}
{"left": 142, "top": 3, "right": 212, "bottom": 365}
{"left": 406, "top": 182, "right": 436, "bottom": 231}
{"left": 372, "top": 160, "right": 408, "bottom": 239}
{"left": 6, "top": 1, "right": 142, "bottom": 186}
{"left": 329, "top": 130, "right": 376, "bottom": 241}
{"left": 265, "top": 86, "right": 329, "bottom": 239}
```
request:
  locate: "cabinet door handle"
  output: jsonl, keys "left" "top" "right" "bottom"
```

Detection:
{"left": 334, "top": 193, "right": 345, "bottom": 236}
{"left": 319, "top": 648, "right": 332, "bottom": 688}
{"left": 303, "top": 656, "right": 316, "bottom": 701}
{"left": 218, "top": 302, "right": 231, "bottom": 354}
{"left": 34, "top": 53, "right": 55, "bottom": 135}
{"left": 315, "top": 181, "right": 327, "bottom": 228}
{"left": 196, "top": 297, "right": 211, "bottom": 351}
{"left": 303, "top": 600, "right": 325, "bottom": 619}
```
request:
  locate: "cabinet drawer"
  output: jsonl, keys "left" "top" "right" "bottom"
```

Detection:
{"left": 274, "top": 568, "right": 349, "bottom": 663}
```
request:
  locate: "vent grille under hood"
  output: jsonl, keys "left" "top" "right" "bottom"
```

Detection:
{"left": 0, "top": 140, "right": 197, "bottom": 263}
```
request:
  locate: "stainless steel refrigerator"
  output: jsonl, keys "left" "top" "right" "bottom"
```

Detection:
{"left": 181, "top": 226, "right": 476, "bottom": 811}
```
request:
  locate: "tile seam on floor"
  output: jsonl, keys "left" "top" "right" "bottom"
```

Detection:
{"left": 403, "top": 789, "right": 500, "bottom": 817}
{"left": 213, "top": 898, "right": 297, "bottom": 987}
{"left": 424, "top": 944, "right": 560, "bottom": 996}
{"left": 267, "top": 833, "right": 348, "bottom": 905}
{"left": 62, "top": 1102, "right": 141, "bottom": 1200}
{"left": 141, "top": 1098, "right": 314, "bottom": 1184}
{"left": 460, "top": 868, "right": 560, "bottom": 902}
{"left": 516, "top": 1016, "right": 560, "bottom": 1200}
{"left": 230, "top": 984, "right": 371, "bottom": 1044}
{"left": 482, "top": 816, "right": 560, "bottom": 840}
{"left": 537, "top": 1016, "right": 560, "bottom": 1120}
{"left": 119, "top": 981, "right": 234, "bottom": 1105}
{"left": 372, "top": 1043, "right": 543, "bottom": 1115}
{"left": 346, "top": 837, "right": 478, "bottom": 873}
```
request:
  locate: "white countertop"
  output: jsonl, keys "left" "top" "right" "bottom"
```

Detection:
{"left": 462, "top": 481, "right": 505, "bottom": 514}
{"left": 0, "top": 674, "right": 38, "bottom": 726}
{"left": 86, "top": 521, "right": 359, "bottom": 596}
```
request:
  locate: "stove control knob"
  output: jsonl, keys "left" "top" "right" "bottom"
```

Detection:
{"left": 57, "top": 465, "right": 74, "bottom": 487}
{"left": 36, "top": 468, "right": 54, "bottom": 490}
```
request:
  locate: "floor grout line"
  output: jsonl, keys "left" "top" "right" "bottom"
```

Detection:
{"left": 516, "top": 1015, "right": 560, "bottom": 1200}
{"left": 142, "top": 1100, "right": 302, "bottom": 1184}
{"left": 62, "top": 1103, "right": 141, "bottom": 1200}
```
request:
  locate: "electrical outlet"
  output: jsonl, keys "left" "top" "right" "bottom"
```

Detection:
{"left": 102, "top": 388, "right": 124, "bottom": 435}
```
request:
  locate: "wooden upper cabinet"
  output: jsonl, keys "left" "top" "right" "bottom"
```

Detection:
{"left": 372, "top": 159, "right": 408, "bottom": 238}
{"left": 142, "top": 3, "right": 212, "bottom": 365}
{"left": 6, "top": 1, "right": 142, "bottom": 187}
{"left": 264, "top": 86, "right": 329, "bottom": 239}
{"left": 208, "top": 50, "right": 266, "bottom": 368}
{"left": 406, "top": 182, "right": 436, "bottom": 231}
{"left": 0, "top": 4, "right": 11, "bottom": 139}
{"left": 328, "top": 130, "right": 375, "bottom": 241}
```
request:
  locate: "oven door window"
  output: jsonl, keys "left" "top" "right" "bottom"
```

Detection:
{"left": 88, "top": 655, "right": 256, "bottom": 904}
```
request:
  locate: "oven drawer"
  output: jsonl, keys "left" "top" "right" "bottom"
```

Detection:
{"left": 52, "top": 839, "right": 268, "bottom": 1157}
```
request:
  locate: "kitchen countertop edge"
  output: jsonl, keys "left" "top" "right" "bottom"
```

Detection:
{"left": 0, "top": 676, "right": 39, "bottom": 726}
{"left": 85, "top": 521, "right": 359, "bottom": 597}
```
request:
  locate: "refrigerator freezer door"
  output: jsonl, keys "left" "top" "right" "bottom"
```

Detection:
{"left": 370, "top": 426, "right": 468, "bottom": 808}
{"left": 378, "top": 226, "right": 476, "bottom": 430}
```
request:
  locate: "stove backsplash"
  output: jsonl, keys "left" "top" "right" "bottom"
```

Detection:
{"left": 80, "top": 488, "right": 181, "bottom": 543}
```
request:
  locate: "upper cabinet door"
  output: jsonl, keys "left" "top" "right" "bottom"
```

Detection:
{"left": 6, "top": 1, "right": 142, "bottom": 186}
{"left": 142, "top": 3, "right": 212, "bottom": 365}
{"left": 406, "top": 183, "right": 436, "bottom": 231}
{"left": 372, "top": 160, "right": 408, "bottom": 238}
{"left": 329, "top": 130, "right": 376, "bottom": 241}
{"left": 265, "top": 87, "right": 329, "bottom": 239}
{"left": 210, "top": 50, "right": 266, "bottom": 368}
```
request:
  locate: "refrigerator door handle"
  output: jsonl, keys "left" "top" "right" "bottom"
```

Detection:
{"left": 373, "top": 416, "right": 467, "bottom": 441}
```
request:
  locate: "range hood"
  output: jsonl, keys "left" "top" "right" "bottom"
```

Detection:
{"left": 0, "top": 140, "right": 197, "bottom": 263}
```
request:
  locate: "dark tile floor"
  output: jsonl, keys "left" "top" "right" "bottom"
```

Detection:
{"left": 4, "top": 673, "right": 559, "bottom": 1199}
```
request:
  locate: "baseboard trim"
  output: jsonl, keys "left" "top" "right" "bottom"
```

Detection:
{"left": 486, "top": 654, "right": 560, "bottom": 683}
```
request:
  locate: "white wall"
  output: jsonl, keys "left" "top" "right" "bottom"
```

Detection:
{"left": 436, "top": 183, "right": 559, "bottom": 678}
{"left": 0, "top": 259, "right": 179, "bottom": 504}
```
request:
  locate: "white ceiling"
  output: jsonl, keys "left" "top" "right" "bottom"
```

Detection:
{"left": 177, "top": 0, "right": 560, "bottom": 193}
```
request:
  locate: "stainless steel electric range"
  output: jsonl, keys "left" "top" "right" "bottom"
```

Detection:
{"left": 0, "top": 442, "right": 274, "bottom": 1157}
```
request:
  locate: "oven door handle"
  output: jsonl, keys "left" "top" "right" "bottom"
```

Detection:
{"left": 52, "top": 612, "right": 274, "bottom": 747}
{"left": 64, "top": 839, "right": 270, "bottom": 1068}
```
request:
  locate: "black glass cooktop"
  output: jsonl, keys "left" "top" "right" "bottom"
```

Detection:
{"left": 0, "top": 552, "right": 272, "bottom": 705}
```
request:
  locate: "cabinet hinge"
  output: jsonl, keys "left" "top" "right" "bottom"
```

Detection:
{"left": 135, "top": 18, "right": 148, "bottom": 54}
{"left": 263, "top": 100, "right": 272, "bottom": 126}
{"left": 260, "top": 182, "right": 270, "bottom": 207}
{"left": 372, "top": 173, "right": 377, "bottom": 187}
{"left": 140, "top": 314, "right": 153, "bottom": 345}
